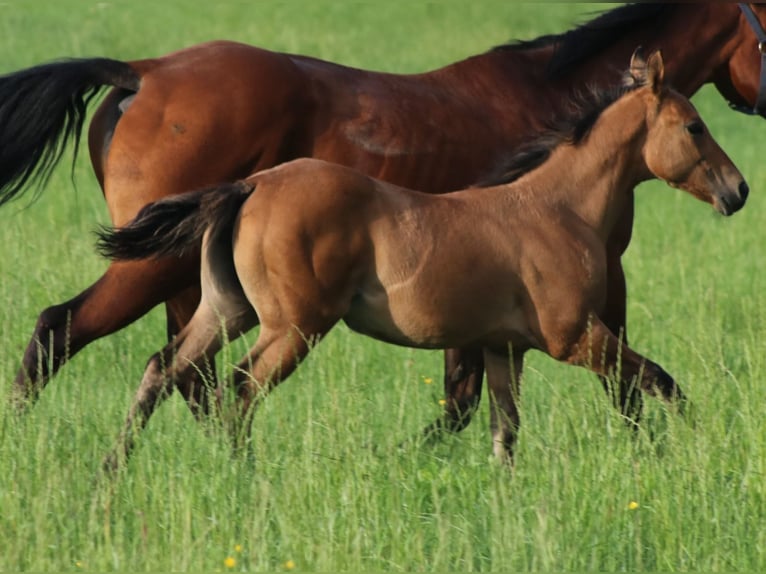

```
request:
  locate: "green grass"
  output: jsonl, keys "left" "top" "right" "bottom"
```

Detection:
{"left": 1, "top": 2, "right": 765, "bottom": 571}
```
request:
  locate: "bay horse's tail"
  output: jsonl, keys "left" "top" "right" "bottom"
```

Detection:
{"left": 0, "top": 58, "right": 139, "bottom": 206}
{"left": 96, "top": 181, "right": 255, "bottom": 261}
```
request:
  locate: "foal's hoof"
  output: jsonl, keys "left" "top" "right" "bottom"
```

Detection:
{"left": 490, "top": 450, "right": 516, "bottom": 473}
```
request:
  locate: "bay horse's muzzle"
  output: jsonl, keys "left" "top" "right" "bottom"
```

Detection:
{"left": 716, "top": 180, "right": 749, "bottom": 216}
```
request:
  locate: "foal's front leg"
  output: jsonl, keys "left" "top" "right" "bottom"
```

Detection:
{"left": 563, "top": 317, "right": 686, "bottom": 410}
{"left": 483, "top": 347, "right": 524, "bottom": 464}
{"left": 600, "top": 253, "right": 644, "bottom": 425}
{"left": 601, "top": 200, "right": 644, "bottom": 425}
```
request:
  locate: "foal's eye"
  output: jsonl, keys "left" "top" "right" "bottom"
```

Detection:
{"left": 685, "top": 121, "right": 705, "bottom": 136}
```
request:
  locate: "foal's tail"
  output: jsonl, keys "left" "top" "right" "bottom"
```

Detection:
{"left": 0, "top": 57, "right": 139, "bottom": 206}
{"left": 96, "top": 181, "right": 255, "bottom": 261}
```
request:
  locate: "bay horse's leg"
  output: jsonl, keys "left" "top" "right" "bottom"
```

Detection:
{"left": 420, "top": 347, "right": 485, "bottom": 438}
{"left": 563, "top": 318, "right": 686, "bottom": 410}
{"left": 102, "top": 294, "right": 257, "bottom": 473}
{"left": 11, "top": 256, "right": 197, "bottom": 410}
{"left": 600, "top": 256, "right": 643, "bottom": 425}
{"left": 483, "top": 347, "right": 524, "bottom": 464}
{"left": 443, "top": 347, "right": 485, "bottom": 430}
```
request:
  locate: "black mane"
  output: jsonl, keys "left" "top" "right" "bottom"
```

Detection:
{"left": 477, "top": 80, "right": 641, "bottom": 188}
{"left": 495, "top": 3, "right": 674, "bottom": 75}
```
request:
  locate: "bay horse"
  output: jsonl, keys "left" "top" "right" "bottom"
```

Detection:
{"left": 2, "top": 4, "right": 765, "bottom": 432}
{"left": 96, "top": 50, "right": 747, "bottom": 469}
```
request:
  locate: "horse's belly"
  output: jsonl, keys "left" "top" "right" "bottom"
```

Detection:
{"left": 342, "top": 291, "right": 437, "bottom": 348}
{"left": 342, "top": 286, "right": 532, "bottom": 350}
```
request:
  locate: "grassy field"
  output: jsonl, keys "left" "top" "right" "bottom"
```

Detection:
{"left": 1, "top": 2, "right": 765, "bottom": 571}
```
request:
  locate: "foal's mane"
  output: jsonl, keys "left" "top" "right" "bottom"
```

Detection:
{"left": 478, "top": 80, "right": 642, "bottom": 188}
{"left": 496, "top": 3, "right": 675, "bottom": 76}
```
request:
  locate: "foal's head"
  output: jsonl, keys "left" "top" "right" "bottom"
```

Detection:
{"left": 634, "top": 50, "right": 749, "bottom": 216}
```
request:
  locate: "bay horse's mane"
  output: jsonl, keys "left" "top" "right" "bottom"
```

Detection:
{"left": 478, "top": 79, "right": 642, "bottom": 188}
{"left": 495, "top": 3, "right": 675, "bottom": 76}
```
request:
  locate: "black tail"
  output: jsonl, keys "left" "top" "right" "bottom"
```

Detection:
{"left": 0, "top": 58, "right": 139, "bottom": 206}
{"left": 96, "top": 181, "right": 255, "bottom": 261}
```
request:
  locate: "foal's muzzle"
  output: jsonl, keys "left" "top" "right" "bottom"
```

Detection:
{"left": 715, "top": 180, "right": 749, "bottom": 216}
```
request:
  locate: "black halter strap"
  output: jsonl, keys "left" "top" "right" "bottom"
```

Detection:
{"left": 735, "top": 3, "right": 766, "bottom": 115}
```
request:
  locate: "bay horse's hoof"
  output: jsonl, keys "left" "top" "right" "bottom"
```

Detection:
{"left": 100, "top": 449, "right": 126, "bottom": 479}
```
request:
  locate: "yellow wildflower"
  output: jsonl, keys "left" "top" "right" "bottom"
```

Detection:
{"left": 224, "top": 556, "right": 237, "bottom": 569}
{"left": 627, "top": 501, "right": 639, "bottom": 510}
{"left": 234, "top": 544, "right": 243, "bottom": 553}
{"left": 422, "top": 376, "right": 433, "bottom": 385}
{"left": 438, "top": 399, "right": 446, "bottom": 406}
{"left": 284, "top": 559, "right": 296, "bottom": 570}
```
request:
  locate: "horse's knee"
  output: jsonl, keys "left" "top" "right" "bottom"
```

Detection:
{"left": 34, "top": 303, "right": 72, "bottom": 342}
{"left": 11, "top": 304, "right": 72, "bottom": 404}
{"left": 31, "top": 293, "right": 93, "bottom": 355}
{"left": 22, "top": 303, "right": 79, "bottom": 377}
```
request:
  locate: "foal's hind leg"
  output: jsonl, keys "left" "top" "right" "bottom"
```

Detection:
{"left": 600, "top": 205, "right": 643, "bottom": 424}
{"left": 103, "top": 295, "right": 257, "bottom": 473}
{"left": 226, "top": 323, "right": 332, "bottom": 452}
{"left": 104, "top": 227, "right": 259, "bottom": 472}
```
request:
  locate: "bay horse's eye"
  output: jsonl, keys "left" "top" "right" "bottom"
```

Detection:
{"left": 685, "top": 120, "right": 705, "bottom": 136}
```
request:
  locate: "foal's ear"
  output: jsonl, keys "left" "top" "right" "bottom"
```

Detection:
{"left": 646, "top": 50, "right": 665, "bottom": 94}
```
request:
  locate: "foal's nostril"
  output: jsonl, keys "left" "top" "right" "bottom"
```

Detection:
{"left": 739, "top": 180, "right": 750, "bottom": 202}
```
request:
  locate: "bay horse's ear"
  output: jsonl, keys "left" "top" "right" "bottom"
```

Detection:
{"left": 624, "top": 46, "right": 647, "bottom": 88}
{"left": 646, "top": 50, "right": 665, "bottom": 94}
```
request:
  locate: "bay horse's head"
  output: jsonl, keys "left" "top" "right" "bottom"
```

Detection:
{"left": 632, "top": 49, "right": 749, "bottom": 216}
{"left": 713, "top": 4, "right": 766, "bottom": 117}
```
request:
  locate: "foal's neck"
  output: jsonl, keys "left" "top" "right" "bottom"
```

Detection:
{"left": 527, "top": 94, "right": 650, "bottom": 241}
